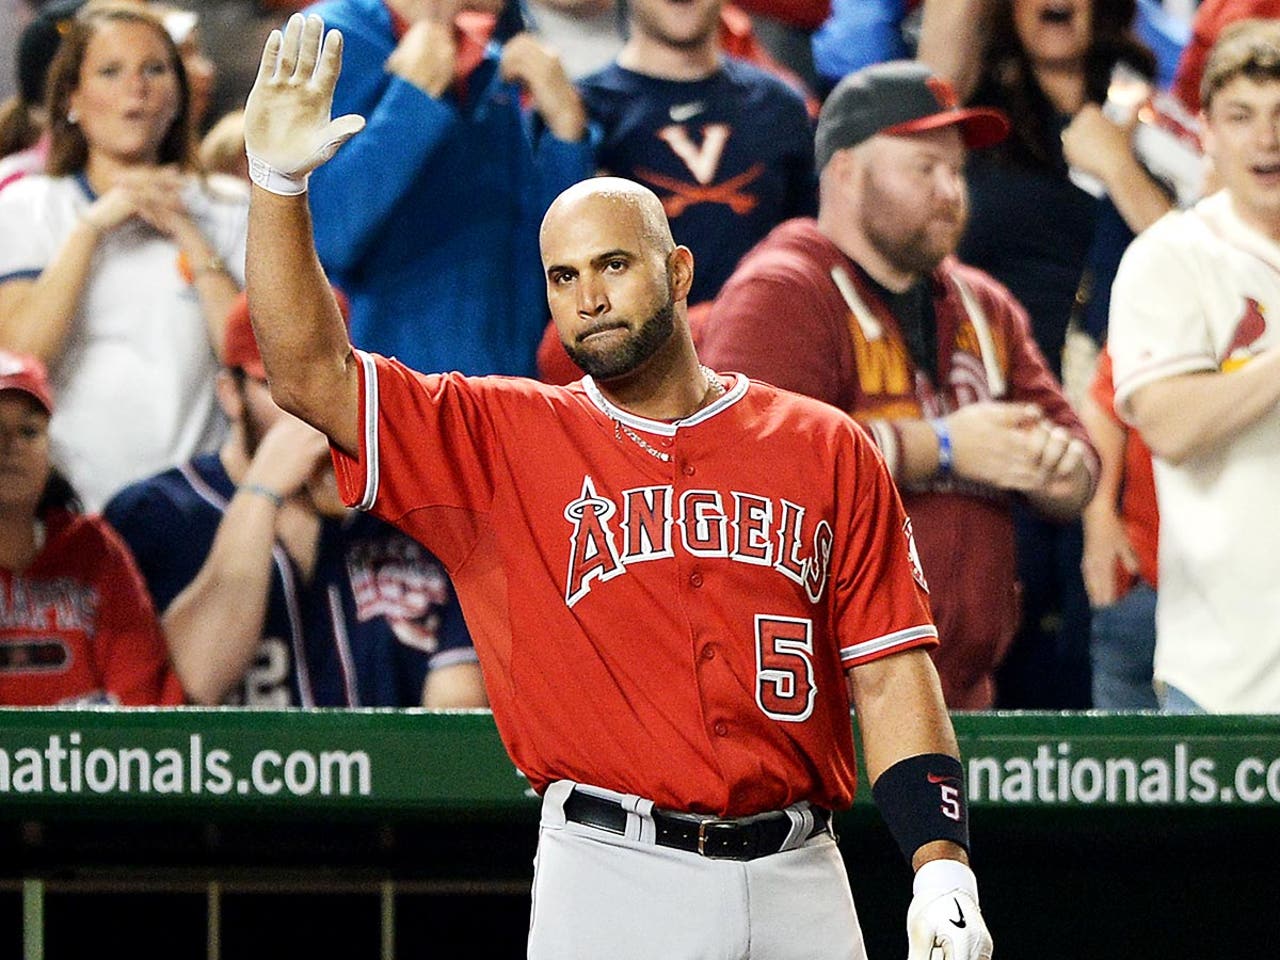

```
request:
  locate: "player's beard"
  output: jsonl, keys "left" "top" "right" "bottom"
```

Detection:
{"left": 563, "top": 294, "right": 677, "bottom": 382}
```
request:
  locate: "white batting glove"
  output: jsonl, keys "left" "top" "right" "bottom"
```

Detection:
{"left": 243, "top": 13, "right": 366, "bottom": 195}
{"left": 906, "top": 860, "right": 993, "bottom": 960}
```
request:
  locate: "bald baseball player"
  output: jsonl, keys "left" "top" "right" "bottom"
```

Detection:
{"left": 240, "top": 14, "right": 993, "bottom": 959}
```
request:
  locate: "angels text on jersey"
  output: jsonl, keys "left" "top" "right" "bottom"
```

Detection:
{"left": 563, "top": 476, "right": 833, "bottom": 607}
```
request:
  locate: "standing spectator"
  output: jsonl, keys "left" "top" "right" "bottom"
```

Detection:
{"left": 1109, "top": 18, "right": 1280, "bottom": 714}
{"left": 0, "top": 349, "right": 182, "bottom": 706}
{"left": 702, "top": 61, "right": 1097, "bottom": 709}
{"left": 917, "top": 0, "right": 1171, "bottom": 709}
{"left": 303, "top": 0, "right": 593, "bottom": 378}
{"left": 579, "top": 0, "right": 815, "bottom": 310}
{"left": 1078, "top": 346, "right": 1158, "bottom": 710}
{"left": 243, "top": 18, "right": 994, "bottom": 956}
{"left": 104, "top": 292, "right": 485, "bottom": 708}
{"left": 0, "top": 2, "right": 246, "bottom": 510}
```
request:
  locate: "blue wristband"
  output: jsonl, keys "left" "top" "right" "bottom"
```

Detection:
{"left": 928, "top": 418, "right": 952, "bottom": 480}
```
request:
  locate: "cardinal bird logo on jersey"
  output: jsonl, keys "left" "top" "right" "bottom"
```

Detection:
{"left": 1221, "top": 297, "right": 1268, "bottom": 372}
{"left": 903, "top": 518, "right": 928, "bottom": 593}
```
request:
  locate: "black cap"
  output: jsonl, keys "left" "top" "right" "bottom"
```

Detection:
{"left": 815, "top": 61, "right": 1009, "bottom": 172}
{"left": 16, "top": 0, "right": 87, "bottom": 105}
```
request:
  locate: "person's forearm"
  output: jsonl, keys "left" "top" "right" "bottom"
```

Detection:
{"left": 847, "top": 648, "right": 959, "bottom": 784}
{"left": 246, "top": 188, "right": 359, "bottom": 451}
{"left": 1129, "top": 351, "right": 1280, "bottom": 464}
{"left": 1078, "top": 394, "right": 1125, "bottom": 519}
{"left": 1102, "top": 155, "right": 1174, "bottom": 234}
{"left": 160, "top": 491, "right": 281, "bottom": 704}
{"left": 0, "top": 221, "right": 101, "bottom": 362}
{"left": 916, "top": 0, "right": 993, "bottom": 102}
{"left": 175, "top": 224, "right": 240, "bottom": 359}
{"left": 892, "top": 418, "right": 946, "bottom": 485}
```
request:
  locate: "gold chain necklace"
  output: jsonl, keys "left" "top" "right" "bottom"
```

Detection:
{"left": 611, "top": 367, "right": 725, "bottom": 463}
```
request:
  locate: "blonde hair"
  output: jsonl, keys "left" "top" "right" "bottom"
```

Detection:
{"left": 1202, "top": 18, "right": 1280, "bottom": 111}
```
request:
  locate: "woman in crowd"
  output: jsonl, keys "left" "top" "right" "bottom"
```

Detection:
{"left": 0, "top": 2, "right": 246, "bottom": 510}
{"left": 0, "top": 349, "right": 181, "bottom": 706}
{"left": 918, "top": 0, "right": 1172, "bottom": 709}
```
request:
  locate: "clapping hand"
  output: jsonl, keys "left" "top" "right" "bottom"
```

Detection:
{"left": 499, "top": 33, "right": 586, "bottom": 141}
{"left": 243, "top": 13, "right": 365, "bottom": 194}
{"left": 81, "top": 166, "right": 189, "bottom": 235}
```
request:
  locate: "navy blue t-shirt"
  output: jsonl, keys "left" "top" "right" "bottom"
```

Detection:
{"left": 579, "top": 58, "right": 816, "bottom": 305}
{"left": 104, "top": 454, "right": 474, "bottom": 707}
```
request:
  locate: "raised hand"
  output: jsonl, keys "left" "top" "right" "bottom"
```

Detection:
{"left": 240, "top": 414, "right": 335, "bottom": 505}
{"left": 386, "top": 17, "right": 457, "bottom": 98}
{"left": 243, "top": 13, "right": 365, "bottom": 195}
{"left": 499, "top": 33, "right": 585, "bottom": 141}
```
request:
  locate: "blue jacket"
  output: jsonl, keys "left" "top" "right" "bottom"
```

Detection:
{"left": 305, "top": 0, "right": 596, "bottom": 376}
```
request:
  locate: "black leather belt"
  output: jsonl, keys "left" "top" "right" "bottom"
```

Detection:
{"left": 562, "top": 789, "right": 832, "bottom": 861}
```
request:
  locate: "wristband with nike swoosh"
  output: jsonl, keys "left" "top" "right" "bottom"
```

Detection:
{"left": 872, "top": 752, "right": 970, "bottom": 865}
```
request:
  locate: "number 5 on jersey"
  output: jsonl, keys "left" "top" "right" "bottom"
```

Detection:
{"left": 755, "top": 615, "right": 816, "bottom": 721}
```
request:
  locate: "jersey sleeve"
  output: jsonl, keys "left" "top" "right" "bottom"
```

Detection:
{"left": 330, "top": 351, "right": 501, "bottom": 566}
{"left": 1108, "top": 217, "right": 1217, "bottom": 419}
{"left": 832, "top": 427, "right": 938, "bottom": 668}
{"left": 89, "top": 520, "right": 184, "bottom": 705}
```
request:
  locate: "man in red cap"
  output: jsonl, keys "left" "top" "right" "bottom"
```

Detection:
{"left": 103, "top": 295, "right": 485, "bottom": 709}
{"left": 702, "top": 60, "right": 1099, "bottom": 710}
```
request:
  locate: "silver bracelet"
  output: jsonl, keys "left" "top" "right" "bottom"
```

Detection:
{"left": 240, "top": 483, "right": 284, "bottom": 508}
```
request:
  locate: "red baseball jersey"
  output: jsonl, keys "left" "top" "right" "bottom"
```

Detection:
{"left": 0, "top": 510, "right": 182, "bottom": 706}
{"left": 333, "top": 351, "right": 937, "bottom": 816}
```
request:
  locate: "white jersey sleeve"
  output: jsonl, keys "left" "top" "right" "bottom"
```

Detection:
{"left": 1108, "top": 207, "right": 1219, "bottom": 420}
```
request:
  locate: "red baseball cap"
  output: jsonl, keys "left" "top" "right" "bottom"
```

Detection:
{"left": 815, "top": 61, "right": 1010, "bottom": 171}
{"left": 0, "top": 349, "right": 54, "bottom": 414}
{"left": 223, "top": 287, "right": 351, "bottom": 380}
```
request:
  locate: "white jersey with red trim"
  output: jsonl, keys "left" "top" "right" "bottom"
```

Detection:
{"left": 332, "top": 351, "right": 937, "bottom": 816}
{"left": 1110, "top": 190, "right": 1280, "bottom": 712}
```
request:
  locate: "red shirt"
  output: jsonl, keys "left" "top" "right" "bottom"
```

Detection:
{"left": 1089, "top": 348, "right": 1159, "bottom": 592}
{"left": 0, "top": 511, "right": 182, "bottom": 706}
{"left": 333, "top": 354, "right": 936, "bottom": 815}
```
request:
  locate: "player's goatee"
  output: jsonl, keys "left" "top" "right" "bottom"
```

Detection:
{"left": 564, "top": 297, "right": 677, "bottom": 381}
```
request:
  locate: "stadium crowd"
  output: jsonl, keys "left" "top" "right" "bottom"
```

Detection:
{"left": 0, "top": 0, "right": 1276, "bottom": 715}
